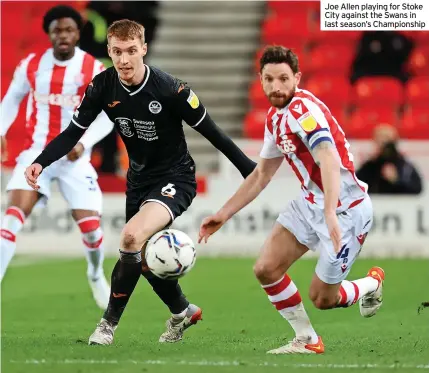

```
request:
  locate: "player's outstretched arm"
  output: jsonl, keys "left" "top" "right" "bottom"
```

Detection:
{"left": 175, "top": 85, "right": 256, "bottom": 178}
{"left": 0, "top": 56, "right": 33, "bottom": 159}
{"left": 24, "top": 123, "right": 86, "bottom": 190}
{"left": 198, "top": 157, "right": 282, "bottom": 243}
{"left": 313, "top": 140, "right": 342, "bottom": 252}
{"left": 68, "top": 112, "right": 114, "bottom": 161}
{"left": 194, "top": 114, "right": 256, "bottom": 178}
{"left": 33, "top": 123, "right": 87, "bottom": 168}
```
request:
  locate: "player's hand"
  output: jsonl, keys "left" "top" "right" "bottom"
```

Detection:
{"left": 67, "top": 142, "right": 85, "bottom": 161}
{"left": 325, "top": 211, "right": 342, "bottom": 253}
{"left": 24, "top": 163, "right": 43, "bottom": 191}
{"left": 198, "top": 212, "right": 228, "bottom": 244}
{"left": 1, "top": 136, "right": 7, "bottom": 161}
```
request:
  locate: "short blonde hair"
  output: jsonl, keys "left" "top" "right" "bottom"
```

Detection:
{"left": 107, "top": 19, "right": 145, "bottom": 44}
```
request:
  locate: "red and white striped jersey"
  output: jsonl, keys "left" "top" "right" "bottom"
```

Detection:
{"left": 1, "top": 47, "right": 104, "bottom": 153}
{"left": 260, "top": 88, "right": 368, "bottom": 212}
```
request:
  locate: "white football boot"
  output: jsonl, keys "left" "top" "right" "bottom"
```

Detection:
{"left": 267, "top": 336, "right": 325, "bottom": 354}
{"left": 359, "top": 266, "right": 385, "bottom": 318}
{"left": 88, "top": 274, "right": 110, "bottom": 310}
{"left": 88, "top": 319, "right": 117, "bottom": 345}
{"left": 159, "top": 304, "right": 202, "bottom": 343}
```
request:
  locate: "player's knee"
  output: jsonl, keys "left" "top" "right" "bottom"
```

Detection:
{"left": 120, "top": 227, "right": 147, "bottom": 252}
{"left": 311, "top": 294, "right": 337, "bottom": 310}
{"left": 77, "top": 217, "right": 103, "bottom": 248}
{"left": 253, "top": 260, "right": 277, "bottom": 283}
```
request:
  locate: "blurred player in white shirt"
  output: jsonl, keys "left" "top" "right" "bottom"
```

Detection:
{"left": 0, "top": 5, "right": 114, "bottom": 310}
{"left": 199, "top": 46, "right": 385, "bottom": 354}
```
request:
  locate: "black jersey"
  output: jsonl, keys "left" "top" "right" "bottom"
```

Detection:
{"left": 73, "top": 65, "right": 206, "bottom": 186}
{"left": 33, "top": 65, "right": 256, "bottom": 187}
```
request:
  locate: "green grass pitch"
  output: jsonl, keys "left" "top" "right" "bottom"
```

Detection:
{"left": 2, "top": 257, "right": 428, "bottom": 373}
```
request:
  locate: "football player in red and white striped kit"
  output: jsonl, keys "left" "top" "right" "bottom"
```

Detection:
{"left": 199, "top": 46, "right": 385, "bottom": 354}
{"left": 0, "top": 5, "right": 113, "bottom": 309}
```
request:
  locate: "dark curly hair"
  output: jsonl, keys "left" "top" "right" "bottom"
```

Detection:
{"left": 43, "top": 5, "right": 83, "bottom": 34}
{"left": 260, "top": 45, "right": 300, "bottom": 74}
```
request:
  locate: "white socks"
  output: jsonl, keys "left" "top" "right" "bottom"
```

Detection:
{"left": 262, "top": 274, "right": 319, "bottom": 344}
{"left": 1, "top": 207, "right": 25, "bottom": 281}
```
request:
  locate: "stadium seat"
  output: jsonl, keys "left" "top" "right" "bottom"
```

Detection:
{"left": 310, "top": 29, "right": 362, "bottom": 45}
{"left": 244, "top": 109, "right": 268, "bottom": 139}
{"left": 405, "top": 77, "right": 429, "bottom": 106}
{"left": 347, "top": 107, "right": 399, "bottom": 139}
{"left": 306, "top": 44, "right": 355, "bottom": 75}
{"left": 406, "top": 46, "right": 429, "bottom": 77}
{"left": 302, "top": 75, "right": 351, "bottom": 109}
{"left": 400, "top": 107, "right": 429, "bottom": 139}
{"left": 267, "top": 1, "right": 319, "bottom": 16}
{"left": 352, "top": 77, "right": 404, "bottom": 107}
{"left": 262, "top": 14, "right": 312, "bottom": 46}
{"left": 249, "top": 79, "right": 270, "bottom": 110}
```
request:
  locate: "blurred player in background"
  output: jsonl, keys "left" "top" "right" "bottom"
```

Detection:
{"left": 199, "top": 46, "right": 385, "bottom": 354}
{"left": 23, "top": 19, "right": 256, "bottom": 345}
{"left": 0, "top": 5, "right": 113, "bottom": 310}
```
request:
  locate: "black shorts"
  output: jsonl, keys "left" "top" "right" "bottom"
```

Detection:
{"left": 125, "top": 176, "right": 197, "bottom": 223}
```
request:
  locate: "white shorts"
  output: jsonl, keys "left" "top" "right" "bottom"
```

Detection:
{"left": 6, "top": 150, "right": 103, "bottom": 213}
{"left": 277, "top": 195, "right": 373, "bottom": 284}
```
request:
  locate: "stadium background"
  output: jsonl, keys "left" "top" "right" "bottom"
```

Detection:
{"left": 1, "top": 2, "right": 428, "bottom": 372}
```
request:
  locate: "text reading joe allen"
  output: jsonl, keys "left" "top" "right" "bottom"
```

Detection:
{"left": 321, "top": 0, "right": 429, "bottom": 30}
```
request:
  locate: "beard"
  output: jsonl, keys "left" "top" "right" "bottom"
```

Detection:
{"left": 268, "top": 85, "right": 296, "bottom": 108}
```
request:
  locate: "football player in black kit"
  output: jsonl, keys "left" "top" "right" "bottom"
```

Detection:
{"left": 24, "top": 19, "right": 256, "bottom": 345}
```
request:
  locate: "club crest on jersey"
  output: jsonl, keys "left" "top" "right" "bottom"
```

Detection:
{"left": 115, "top": 117, "right": 134, "bottom": 137}
{"left": 149, "top": 101, "right": 162, "bottom": 114}
{"left": 298, "top": 112, "right": 318, "bottom": 132}
{"left": 187, "top": 90, "right": 200, "bottom": 109}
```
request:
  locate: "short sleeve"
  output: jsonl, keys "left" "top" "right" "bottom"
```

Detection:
{"left": 287, "top": 99, "right": 334, "bottom": 150}
{"left": 173, "top": 84, "right": 207, "bottom": 128}
{"left": 260, "top": 112, "right": 283, "bottom": 159}
{"left": 72, "top": 73, "right": 104, "bottom": 129}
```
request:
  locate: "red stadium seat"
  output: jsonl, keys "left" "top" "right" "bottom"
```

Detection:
{"left": 267, "top": 1, "right": 319, "bottom": 16}
{"left": 244, "top": 109, "right": 268, "bottom": 139}
{"left": 262, "top": 14, "right": 312, "bottom": 46}
{"left": 310, "top": 29, "right": 362, "bottom": 44}
{"left": 405, "top": 77, "right": 429, "bottom": 106}
{"left": 306, "top": 44, "right": 355, "bottom": 75}
{"left": 249, "top": 79, "right": 270, "bottom": 110}
{"left": 352, "top": 77, "right": 404, "bottom": 107}
{"left": 406, "top": 46, "right": 429, "bottom": 77}
{"left": 302, "top": 75, "right": 351, "bottom": 109}
{"left": 400, "top": 107, "right": 429, "bottom": 139}
{"left": 347, "top": 107, "right": 399, "bottom": 139}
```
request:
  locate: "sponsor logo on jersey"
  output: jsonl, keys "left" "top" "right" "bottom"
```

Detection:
{"left": 291, "top": 102, "right": 303, "bottom": 115}
{"left": 149, "top": 101, "right": 162, "bottom": 114}
{"left": 187, "top": 90, "right": 200, "bottom": 109}
{"left": 115, "top": 117, "right": 134, "bottom": 137}
{"left": 297, "top": 112, "right": 318, "bottom": 132}
{"left": 108, "top": 101, "right": 121, "bottom": 108}
{"left": 277, "top": 134, "right": 296, "bottom": 154}
{"left": 34, "top": 92, "right": 81, "bottom": 108}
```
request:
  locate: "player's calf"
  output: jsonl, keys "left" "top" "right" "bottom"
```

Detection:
{"left": 76, "top": 216, "right": 110, "bottom": 310}
{"left": 0, "top": 206, "right": 26, "bottom": 281}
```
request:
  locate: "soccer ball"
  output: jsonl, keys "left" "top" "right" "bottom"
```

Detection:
{"left": 145, "top": 229, "right": 196, "bottom": 280}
